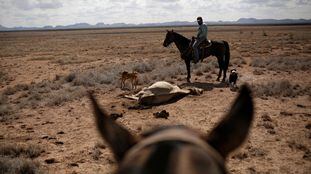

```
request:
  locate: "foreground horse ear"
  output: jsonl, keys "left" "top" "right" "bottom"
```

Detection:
{"left": 89, "top": 93, "right": 137, "bottom": 162}
{"left": 206, "top": 85, "right": 254, "bottom": 158}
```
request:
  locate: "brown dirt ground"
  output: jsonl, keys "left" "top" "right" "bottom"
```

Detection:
{"left": 1, "top": 25, "right": 311, "bottom": 174}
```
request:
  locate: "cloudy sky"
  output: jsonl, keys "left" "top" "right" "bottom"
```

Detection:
{"left": 0, "top": 0, "right": 310, "bottom": 27}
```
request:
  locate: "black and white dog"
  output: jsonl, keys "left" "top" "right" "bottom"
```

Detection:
{"left": 229, "top": 69, "right": 238, "bottom": 89}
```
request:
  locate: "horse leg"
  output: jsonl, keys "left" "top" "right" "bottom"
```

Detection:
{"left": 185, "top": 59, "right": 191, "bottom": 83}
{"left": 222, "top": 67, "right": 227, "bottom": 82}
{"left": 217, "top": 69, "right": 222, "bottom": 81}
{"left": 221, "top": 54, "right": 228, "bottom": 82}
{"left": 216, "top": 56, "right": 223, "bottom": 81}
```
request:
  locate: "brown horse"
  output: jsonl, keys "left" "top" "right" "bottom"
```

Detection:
{"left": 163, "top": 30, "right": 230, "bottom": 83}
{"left": 89, "top": 85, "right": 253, "bottom": 174}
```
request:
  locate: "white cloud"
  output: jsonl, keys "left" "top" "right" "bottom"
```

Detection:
{"left": 11, "top": 0, "right": 63, "bottom": 10}
{"left": 0, "top": 0, "right": 310, "bottom": 27}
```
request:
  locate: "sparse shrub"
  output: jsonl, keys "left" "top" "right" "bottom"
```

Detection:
{"left": 0, "top": 157, "right": 42, "bottom": 174}
{"left": 65, "top": 72, "right": 76, "bottom": 82}
{"left": 253, "top": 69, "right": 264, "bottom": 75}
{"left": 262, "top": 31, "right": 267, "bottom": 37}
{"left": 0, "top": 95, "right": 13, "bottom": 121}
{"left": 91, "top": 146, "right": 102, "bottom": 161}
{"left": 0, "top": 71, "right": 9, "bottom": 85}
{"left": 0, "top": 143, "right": 43, "bottom": 173}
{"left": 252, "top": 80, "right": 310, "bottom": 98}
{"left": 72, "top": 70, "right": 117, "bottom": 86}
{"left": 250, "top": 58, "right": 266, "bottom": 68}
{"left": 4, "top": 87, "right": 18, "bottom": 95}
{"left": 195, "top": 70, "right": 203, "bottom": 76}
{"left": 250, "top": 56, "right": 311, "bottom": 71}
{"left": 0, "top": 94, "right": 8, "bottom": 106}
{"left": 137, "top": 74, "right": 151, "bottom": 85}
{"left": 52, "top": 56, "right": 97, "bottom": 65}
{"left": 231, "top": 57, "right": 247, "bottom": 67}
{"left": 0, "top": 144, "right": 43, "bottom": 159}
{"left": 132, "top": 61, "right": 156, "bottom": 73}
{"left": 248, "top": 147, "right": 266, "bottom": 157}
{"left": 289, "top": 33, "right": 294, "bottom": 40}
{"left": 0, "top": 104, "right": 13, "bottom": 119}
{"left": 253, "top": 80, "right": 294, "bottom": 98}
{"left": 46, "top": 86, "right": 86, "bottom": 106}
{"left": 205, "top": 74, "right": 213, "bottom": 80}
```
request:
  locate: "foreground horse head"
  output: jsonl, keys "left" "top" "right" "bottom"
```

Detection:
{"left": 89, "top": 85, "right": 253, "bottom": 174}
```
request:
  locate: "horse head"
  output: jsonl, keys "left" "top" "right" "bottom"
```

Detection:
{"left": 89, "top": 85, "right": 254, "bottom": 174}
{"left": 163, "top": 29, "right": 175, "bottom": 47}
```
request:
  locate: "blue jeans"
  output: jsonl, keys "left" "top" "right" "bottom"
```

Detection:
{"left": 192, "top": 38, "right": 205, "bottom": 62}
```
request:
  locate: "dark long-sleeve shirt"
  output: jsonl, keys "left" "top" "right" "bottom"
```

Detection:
{"left": 197, "top": 23, "right": 208, "bottom": 40}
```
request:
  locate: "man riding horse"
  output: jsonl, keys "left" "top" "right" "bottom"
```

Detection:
{"left": 163, "top": 20, "right": 230, "bottom": 82}
{"left": 193, "top": 16, "right": 208, "bottom": 64}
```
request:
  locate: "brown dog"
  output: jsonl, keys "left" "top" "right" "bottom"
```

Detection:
{"left": 120, "top": 71, "right": 138, "bottom": 90}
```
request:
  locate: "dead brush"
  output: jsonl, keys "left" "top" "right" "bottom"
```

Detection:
{"left": 0, "top": 71, "right": 9, "bottom": 85}
{"left": 230, "top": 57, "right": 247, "bottom": 67}
{"left": 0, "top": 143, "right": 44, "bottom": 159}
{"left": 0, "top": 94, "right": 13, "bottom": 121}
{"left": 0, "top": 157, "right": 43, "bottom": 174}
{"left": 0, "top": 143, "right": 44, "bottom": 174}
{"left": 132, "top": 60, "right": 156, "bottom": 73}
{"left": 250, "top": 56, "right": 311, "bottom": 71}
{"left": 252, "top": 80, "right": 311, "bottom": 98}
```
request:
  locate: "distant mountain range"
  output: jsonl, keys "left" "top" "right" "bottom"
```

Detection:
{"left": 1, "top": 18, "right": 310, "bottom": 31}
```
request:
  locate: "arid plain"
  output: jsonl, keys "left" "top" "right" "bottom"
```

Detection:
{"left": 0, "top": 25, "right": 310, "bottom": 173}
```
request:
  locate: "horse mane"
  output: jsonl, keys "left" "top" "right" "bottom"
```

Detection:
{"left": 172, "top": 31, "right": 190, "bottom": 45}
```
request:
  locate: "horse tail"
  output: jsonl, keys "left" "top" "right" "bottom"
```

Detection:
{"left": 223, "top": 41, "right": 230, "bottom": 71}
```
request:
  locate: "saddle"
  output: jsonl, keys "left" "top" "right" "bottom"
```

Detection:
{"left": 199, "top": 39, "right": 212, "bottom": 49}
{"left": 197, "top": 39, "right": 212, "bottom": 62}
{"left": 182, "top": 38, "right": 212, "bottom": 62}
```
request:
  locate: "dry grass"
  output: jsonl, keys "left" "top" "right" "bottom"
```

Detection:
{"left": 0, "top": 95, "right": 13, "bottom": 121}
{"left": 65, "top": 59, "right": 187, "bottom": 87}
{"left": 3, "top": 84, "right": 29, "bottom": 95}
{"left": 52, "top": 56, "right": 99, "bottom": 65}
{"left": 46, "top": 86, "right": 87, "bottom": 106}
{"left": 0, "top": 144, "right": 44, "bottom": 174}
{"left": 253, "top": 68, "right": 265, "bottom": 75}
{"left": 230, "top": 57, "right": 247, "bottom": 67}
{"left": 28, "top": 55, "right": 55, "bottom": 61}
{"left": 0, "top": 71, "right": 9, "bottom": 85}
{"left": 132, "top": 60, "right": 156, "bottom": 73}
{"left": 252, "top": 80, "right": 311, "bottom": 98}
{"left": 91, "top": 146, "right": 102, "bottom": 161}
{"left": 1, "top": 46, "right": 224, "bottom": 115}
{"left": 250, "top": 56, "right": 311, "bottom": 71}
{"left": 0, "top": 144, "right": 43, "bottom": 159}
{"left": 0, "top": 157, "right": 43, "bottom": 174}
{"left": 1, "top": 78, "right": 86, "bottom": 114}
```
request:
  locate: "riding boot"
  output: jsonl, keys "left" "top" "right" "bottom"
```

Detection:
{"left": 200, "top": 49, "right": 204, "bottom": 62}
{"left": 193, "top": 49, "right": 200, "bottom": 64}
